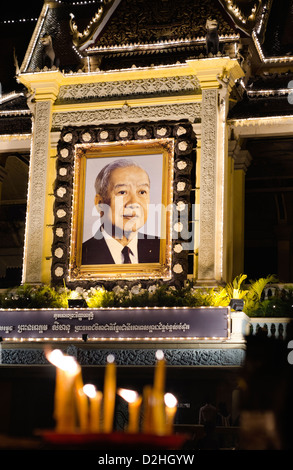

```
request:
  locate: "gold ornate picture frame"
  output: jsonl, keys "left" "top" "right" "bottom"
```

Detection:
{"left": 69, "top": 139, "right": 174, "bottom": 281}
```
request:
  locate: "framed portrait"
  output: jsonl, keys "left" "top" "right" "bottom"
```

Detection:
{"left": 68, "top": 139, "right": 174, "bottom": 280}
{"left": 51, "top": 121, "right": 196, "bottom": 286}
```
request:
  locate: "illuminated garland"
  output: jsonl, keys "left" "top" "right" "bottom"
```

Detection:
{"left": 224, "top": 0, "right": 259, "bottom": 25}
{"left": 1, "top": 18, "right": 38, "bottom": 24}
{"left": 70, "top": 0, "right": 120, "bottom": 49}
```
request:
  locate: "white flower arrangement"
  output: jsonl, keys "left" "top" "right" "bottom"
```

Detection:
{"left": 56, "top": 209, "right": 66, "bottom": 218}
{"left": 54, "top": 266, "right": 64, "bottom": 277}
{"left": 177, "top": 181, "right": 186, "bottom": 191}
{"left": 157, "top": 127, "right": 167, "bottom": 136}
{"left": 130, "top": 284, "right": 144, "bottom": 295}
{"left": 63, "top": 133, "right": 73, "bottom": 143}
{"left": 176, "top": 200, "right": 186, "bottom": 212}
{"left": 54, "top": 247, "right": 64, "bottom": 259}
{"left": 119, "top": 130, "right": 128, "bottom": 138}
{"left": 174, "top": 243, "right": 183, "bottom": 253}
{"left": 178, "top": 141, "right": 188, "bottom": 151}
{"left": 174, "top": 222, "right": 183, "bottom": 233}
{"left": 137, "top": 128, "right": 147, "bottom": 136}
{"left": 59, "top": 167, "right": 68, "bottom": 177}
{"left": 82, "top": 132, "right": 92, "bottom": 142}
{"left": 173, "top": 263, "right": 183, "bottom": 274}
{"left": 176, "top": 126, "right": 187, "bottom": 136}
{"left": 177, "top": 160, "right": 187, "bottom": 170}
{"left": 60, "top": 148, "right": 69, "bottom": 158}
{"left": 100, "top": 130, "right": 109, "bottom": 140}
{"left": 148, "top": 285, "right": 158, "bottom": 294}
{"left": 57, "top": 187, "right": 67, "bottom": 198}
{"left": 55, "top": 227, "right": 64, "bottom": 238}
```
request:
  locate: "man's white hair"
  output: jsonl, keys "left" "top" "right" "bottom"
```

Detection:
{"left": 94, "top": 158, "right": 149, "bottom": 203}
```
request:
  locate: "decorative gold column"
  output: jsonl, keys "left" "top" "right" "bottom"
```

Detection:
{"left": 229, "top": 140, "right": 252, "bottom": 278}
{"left": 199, "top": 87, "right": 219, "bottom": 282}
{"left": 20, "top": 72, "right": 62, "bottom": 284}
{"left": 187, "top": 58, "right": 244, "bottom": 284}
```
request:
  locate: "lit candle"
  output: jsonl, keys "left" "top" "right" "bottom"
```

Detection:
{"left": 83, "top": 384, "right": 103, "bottom": 433}
{"left": 118, "top": 388, "right": 142, "bottom": 433}
{"left": 153, "top": 350, "right": 166, "bottom": 395}
{"left": 76, "top": 387, "right": 89, "bottom": 432}
{"left": 152, "top": 350, "right": 166, "bottom": 435}
{"left": 164, "top": 393, "right": 178, "bottom": 435}
{"left": 141, "top": 385, "right": 153, "bottom": 434}
{"left": 74, "top": 363, "right": 88, "bottom": 432}
{"left": 46, "top": 349, "right": 80, "bottom": 433}
{"left": 103, "top": 354, "right": 116, "bottom": 433}
{"left": 152, "top": 389, "right": 166, "bottom": 435}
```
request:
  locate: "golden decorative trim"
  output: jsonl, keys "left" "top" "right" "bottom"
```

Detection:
{"left": 70, "top": 0, "right": 121, "bottom": 50}
{"left": 69, "top": 139, "right": 174, "bottom": 281}
{"left": 218, "top": 0, "right": 262, "bottom": 33}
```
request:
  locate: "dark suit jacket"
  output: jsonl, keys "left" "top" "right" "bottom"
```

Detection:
{"left": 82, "top": 231, "right": 160, "bottom": 265}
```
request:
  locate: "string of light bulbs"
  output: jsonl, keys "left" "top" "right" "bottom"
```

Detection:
{"left": 1, "top": 18, "right": 38, "bottom": 24}
{"left": 1, "top": 0, "right": 102, "bottom": 24}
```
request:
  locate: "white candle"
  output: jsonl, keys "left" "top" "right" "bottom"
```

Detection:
{"left": 153, "top": 350, "right": 166, "bottom": 395}
{"left": 164, "top": 393, "right": 178, "bottom": 434}
{"left": 103, "top": 354, "right": 116, "bottom": 433}
{"left": 142, "top": 385, "right": 153, "bottom": 434}
{"left": 46, "top": 349, "right": 80, "bottom": 433}
{"left": 152, "top": 350, "right": 166, "bottom": 435}
{"left": 83, "top": 384, "right": 103, "bottom": 433}
{"left": 118, "top": 388, "right": 142, "bottom": 433}
{"left": 76, "top": 386, "right": 89, "bottom": 432}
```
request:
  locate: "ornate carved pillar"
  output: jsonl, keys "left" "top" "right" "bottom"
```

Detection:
{"left": 187, "top": 58, "right": 244, "bottom": 284}
{"left": 22, "top": 100, "right": 52, "bottom": 283}
{"left": 20, "top": 72, "right": 62, "bottom": 284}
{"left": 198, "top": 88, "right": 219, "bottom": 282}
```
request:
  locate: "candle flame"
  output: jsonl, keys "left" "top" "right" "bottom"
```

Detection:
{"left": 107, "top": 354, "right": 115, "bottom": 364}
{"left": 164, "top": 393, "right": 177, "bottom": 409}
{"left": 118, "top": 388, "right": 139, "bottom": 404}
{"left": 83, "top": 383, "right": 97, "bottom": 399}
{"left": 46, "top": 349, "right": 80, "bottom": 375}
{"left": 155, "top": 349, "right": 164, "bottom": 361}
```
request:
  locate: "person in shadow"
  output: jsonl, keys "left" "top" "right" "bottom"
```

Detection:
{"left": 198, "top": 397, "right": 218, "bottom": 426}
{"left": 196, "top": 422, "right": 219, "bottom": 450}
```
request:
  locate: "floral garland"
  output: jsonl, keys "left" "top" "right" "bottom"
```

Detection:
{"left": 51, "top": 119, "right": 197, "bottom": 289}
{"left": 0, "top": 275, "right": 288, "bottom": 318}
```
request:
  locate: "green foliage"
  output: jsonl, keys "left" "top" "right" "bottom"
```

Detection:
{"left": 241, "top": 274, "right": 277, "bottom": 314}
{"left": 0, "top": 283, "right": 68, "bottom": 309}
{"left": 213, "top": 273, "right": 278, "bottom": 314}
{"left": 222, "top": 274, "right": 249, "bottom": 300}
{"left": 246, "top": 285, "right": 293, "bottom": 318}
{"left": 0, "top": 274, "right": 291, "bottom": 318}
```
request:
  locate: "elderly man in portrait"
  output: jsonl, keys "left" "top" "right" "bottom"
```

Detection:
{"left": 82, "top": 159, "right": 160, "bottom": 265}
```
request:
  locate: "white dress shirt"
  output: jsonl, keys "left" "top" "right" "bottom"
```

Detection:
{"left": 102, "top": 228, "right": 138, "bottom": 264}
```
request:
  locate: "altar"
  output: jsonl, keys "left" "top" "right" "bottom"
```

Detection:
{"left": 0, "top": 305, "right": 247, "bottom": 367}
{"left": 0, "top": 0, "right": 269, "bottom": 446}
{"left": 0, "top": 302, "right": 247, "bottom": 438}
